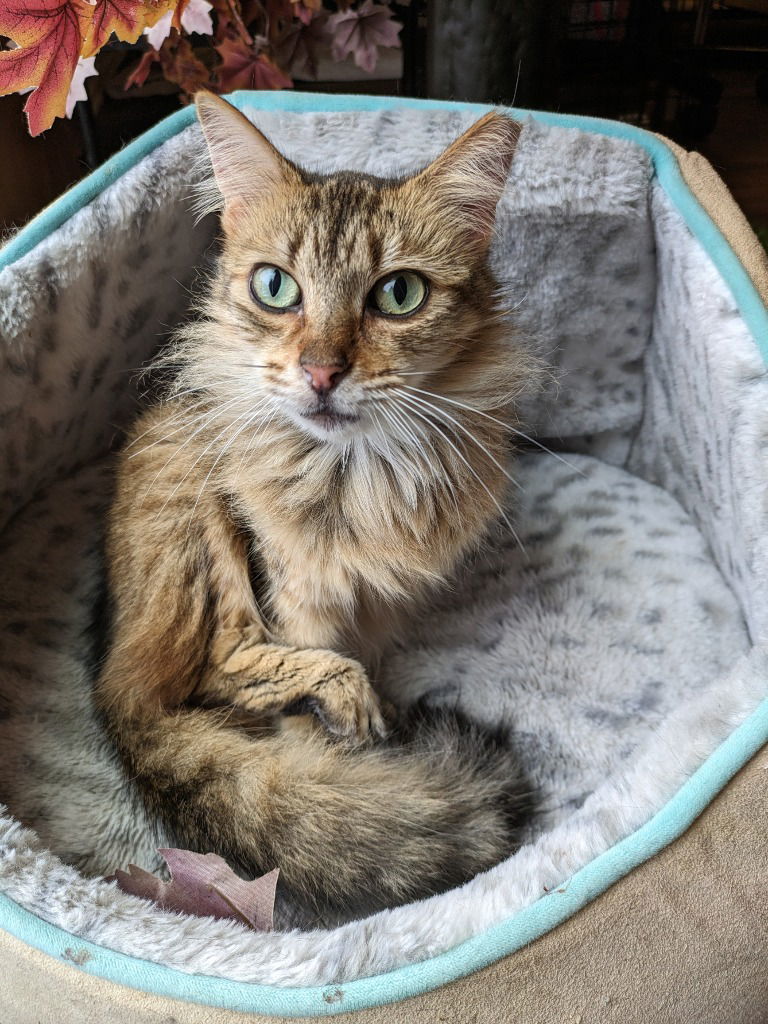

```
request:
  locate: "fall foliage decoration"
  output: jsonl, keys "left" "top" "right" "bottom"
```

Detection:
{"left": 0, "top": 0, "right": 402, "bottom": 136}
{"left": 111, "top": 848, "right": 279, "bottom": 931}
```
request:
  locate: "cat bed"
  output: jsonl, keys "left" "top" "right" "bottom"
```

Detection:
{"left": 2, "top": 93, "right": 768, "bottom": 1023}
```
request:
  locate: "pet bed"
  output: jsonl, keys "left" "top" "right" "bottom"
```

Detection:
{"left": 1, "top": 92, "right": 768, "bottom": 1023}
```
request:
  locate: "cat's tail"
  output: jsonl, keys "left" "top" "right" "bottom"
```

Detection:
{"left": 114, "top": 702, "right": 533, "bottom": 919}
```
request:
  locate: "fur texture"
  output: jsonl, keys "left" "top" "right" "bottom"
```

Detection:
{"left": 94, "top": 95, "right": 534, "bottom": 919}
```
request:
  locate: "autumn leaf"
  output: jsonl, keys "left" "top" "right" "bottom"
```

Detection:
{"left": 326, "top": 0, "right": 401, "bottom": 74}
{"left": 145, "top": 0, "right": 213, "bottom": 51}
{"left": 0, "top": 0, "right": 91, "bottom": 135}
{"left": 275, "top": 12, "right": 327, "bottom": 80}
{"left": 215, "top": 34, "right": 291, "bottom": 92}
{"left": 290, "top": 0, "right": 320, "bottom": 26}
{"left": 112, "top": 848, "right": 279, "bottom": 930}
{"left": 211, "top": 0, "right": 252, "bottom": 45}
{"left": 158, "top": 32, "right": 212, "bottom": 92}
{"left": 83, "top": 0, "right": 179, "bottom": 58}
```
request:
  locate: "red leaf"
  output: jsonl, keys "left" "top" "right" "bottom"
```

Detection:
{"left": 0, "top": 0, "right": 91, "bottom": 135}
{"left": 83, "top": 0, "right": 179, "bottom": 57}
{"left": 112, "top": 848, "right": 279, "bottom": 930}
{"left": 215, "top": 35, "right": 292, "bottom": 92}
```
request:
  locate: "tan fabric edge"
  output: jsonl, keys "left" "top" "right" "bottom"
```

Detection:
{"left": 3, "top": 743, "right": 768, "bottom": 1024}
{"left": 655, "top": 132, "right": 768, "bottom": 307}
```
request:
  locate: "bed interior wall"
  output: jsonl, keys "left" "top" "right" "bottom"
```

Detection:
{"left": 627, "top": 183, "right": 768, "bottom": 643}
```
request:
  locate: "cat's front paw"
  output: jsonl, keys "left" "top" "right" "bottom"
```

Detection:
{"left": 296, "top": 652, "right": 388, "bottom": 745}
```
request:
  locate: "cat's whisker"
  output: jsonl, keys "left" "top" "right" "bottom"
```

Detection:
{"left": 397, "top": 393, "right": 528, "bottom": 558}
{"left": 375, "top": 405, "right": 427, "bottom": 502}
{"left": 399, "top": 385, "right": 583, "bottom": 474}
{"left": 136, "top": 400, "right": 249, "bottom": 507}
{"left": 382, "top": 401, "right": 461, "bottom": 518}
{"left": 126, "top": 391, "right": 213, "bottom": 449}
{"left": 127, "top": 399, "right": 219, "bottom": 458}
{"left": 153, "top": 414, "right": 248, "bottom": 521}
{"left": 186, "top": 406, "right": 272, "bottom": 532}
{"left": 380, "top": 400, "right": 443, "bottom": 484}
{"left": 233, "top": 400, "right": 281, "bottom": 484}
{"left": 378, "top": 403, "right": 424, "bottom": 468}
{"left": 369, "top": 405, "right": 397, "bottom": 472}
{"left": 144, "top": 397, "right": 251, "bottom": 515}
{"left": 128, "top": 383, "right": 251, "bottom": 454}
{"left": 393, "top": 388, "right": 523, "bottom": 494}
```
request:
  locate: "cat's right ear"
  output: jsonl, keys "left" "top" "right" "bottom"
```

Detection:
{"left": 195, "top": 92, "right": 295, "bottom": 227}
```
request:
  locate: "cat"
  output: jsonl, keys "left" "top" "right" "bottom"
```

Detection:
{"left": 95, "top": 92, "right": 535, "bottom": 923}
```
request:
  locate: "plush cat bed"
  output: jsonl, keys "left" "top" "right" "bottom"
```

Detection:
{"left": 1, "top": 93, "right": 768, "bottom": 1023}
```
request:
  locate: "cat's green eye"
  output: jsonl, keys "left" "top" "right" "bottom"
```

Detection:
{"left": 370, "top": 271, "right": 428, "bottom": 317}
{"left": 250, "top": 265, "right": 301, "bottom": 311}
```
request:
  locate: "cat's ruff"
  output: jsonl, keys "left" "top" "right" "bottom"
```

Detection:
{"left": 1, "top": 97, "right": 767, "bottom": 1019}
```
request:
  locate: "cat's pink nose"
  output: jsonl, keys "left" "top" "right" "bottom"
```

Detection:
{"left": 301, "top": 362, "right": 347, "bottom": 396}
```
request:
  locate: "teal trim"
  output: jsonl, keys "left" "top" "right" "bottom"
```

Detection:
{"left": 2, "top": 91, "right": 768, "bottom": 1015}
{"left": 2, "top": 694, "right": 767, "bottom": 1017}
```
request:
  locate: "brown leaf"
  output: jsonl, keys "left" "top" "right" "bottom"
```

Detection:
{"left": 214, "top": 34, "right": 291, "bottom": 91}
{"left": 112, "top": 848, "right": 279, "bottom": 931}
{"left": 158, "top": 32, "right": 212, "bottom": 93}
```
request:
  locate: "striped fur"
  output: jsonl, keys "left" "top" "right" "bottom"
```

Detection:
{"left": 95, "top": 94, "right": 535, "bottom": 918}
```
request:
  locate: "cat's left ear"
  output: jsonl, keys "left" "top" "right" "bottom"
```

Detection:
{"left": 195, "top": 91, "right": 297, "bottom": 226}
{"left": 415, "top": 112, "right": 521, "bottom": 250}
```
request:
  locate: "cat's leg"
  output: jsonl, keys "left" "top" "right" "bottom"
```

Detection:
{"left": 195, "top": 627, "right": 388, "bottom": 743}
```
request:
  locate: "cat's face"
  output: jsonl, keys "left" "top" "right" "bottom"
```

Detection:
{"left": 194, "top": 95, "right": 521, "bottom": 446}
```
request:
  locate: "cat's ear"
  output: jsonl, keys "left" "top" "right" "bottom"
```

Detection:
{"left": 195, "top": 91, "right": 296, "bottom": 224}
{"left": 415, "top": 112, "right": 521, "bottom": 250}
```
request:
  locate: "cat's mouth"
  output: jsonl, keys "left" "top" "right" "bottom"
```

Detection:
{"left": 302, "top": 409, "right": 360, "bottom": 430}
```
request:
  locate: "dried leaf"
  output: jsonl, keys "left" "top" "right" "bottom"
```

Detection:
{"left": 144, "top": 0, "right": 212, "bottom": 50}
{"left": 83, "top": 0, "right": 179, "bottom": 57}
{"left": 211, "top": 0, "right": 253, "bottom": 44}
{"left": 289, "top": 0, "right": 319, "bottom": 26}
{"left": 112, "top": 848, "right": 279, "bottom": 931}
{"left": 326, "top": 0, "right": 401, "bottom": 74}
{"left": 158, "top": 32, "right": 212, "bottom": 92}
{"left": 0, "top": 0, "right": 91, "bottom": 135}
{"left": 275, "top": 12, "right": 326, "bottom": 79}
{"left": 214, "top": 34, "right": 291, "bottom": 91}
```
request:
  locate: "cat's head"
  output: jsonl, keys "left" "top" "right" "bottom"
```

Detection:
{"left": 189, "top": 93, "right": 525, "bottom": 447}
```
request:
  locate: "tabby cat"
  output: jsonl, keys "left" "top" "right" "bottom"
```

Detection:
{"left": 96, "top": 93, "right": 534, "bottom": 921}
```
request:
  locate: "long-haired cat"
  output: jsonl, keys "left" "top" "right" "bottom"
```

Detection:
{"left": 96, "top": 93, "right": 534, "bottom": 922}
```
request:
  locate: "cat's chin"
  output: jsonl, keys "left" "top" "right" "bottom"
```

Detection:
{"left": 292, "top": 409, "right": 363, "bottom": 444}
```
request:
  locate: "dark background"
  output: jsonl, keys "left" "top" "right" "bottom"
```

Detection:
{"left": 2, "top": 0, "right": 767, "bottom": 243}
